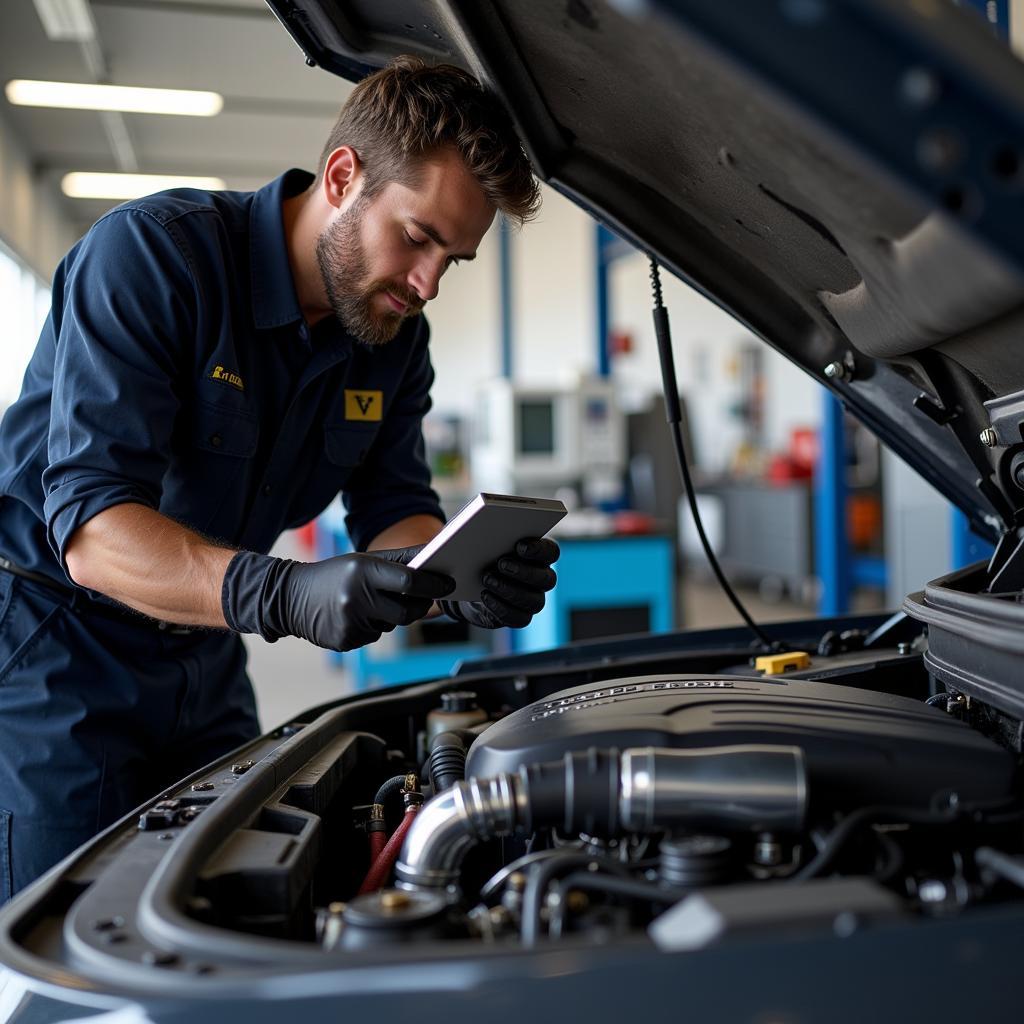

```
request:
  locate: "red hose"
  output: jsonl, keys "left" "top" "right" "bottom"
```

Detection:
{"left": 367, "top": 827, "right": 386, "bottom": 864}
{"left": 357, "top": 806, "right": 419, "bottom": 895}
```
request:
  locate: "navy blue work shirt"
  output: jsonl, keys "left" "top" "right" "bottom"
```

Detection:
{"left": 0, "top": 169, "right": 444, "bottom": 588}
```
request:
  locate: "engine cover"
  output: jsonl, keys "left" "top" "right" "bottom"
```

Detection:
{"left": 467, "top": 675, "right": 1017, "bottom": 809}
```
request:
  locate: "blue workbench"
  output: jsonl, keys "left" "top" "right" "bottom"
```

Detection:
{"left": 512, "top": 534, "right": 676, "bottom": 654}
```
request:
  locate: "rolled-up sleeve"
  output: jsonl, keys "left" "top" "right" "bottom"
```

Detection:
{"left": 342, "top": 317, "right": 444, "bottom": 550}
{"left": 42, "top": 208, "right": 195, "bottom": 574}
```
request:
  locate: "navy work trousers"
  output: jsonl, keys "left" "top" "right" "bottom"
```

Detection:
{"left": 0, "top": 572, "right": 260, "bottom": 902}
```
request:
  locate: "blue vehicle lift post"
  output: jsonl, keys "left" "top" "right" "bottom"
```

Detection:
{"left": 815, "top": 391, "right": 851, "bottom": 616}
{"left": 499, "top": 214, "right": 514, "bottom": 379}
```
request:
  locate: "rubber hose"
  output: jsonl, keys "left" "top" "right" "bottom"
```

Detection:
{"left": 367, "top": 827, "right": 386, "bottom": 865}
{"left": 358, "top": 807, "right": 420, "bottom": 895}
{"left": 374, "top": 774, "right": 407, "bottom": 807}
{"left": 427, "top": 731, "right": 469, "bottom": 793}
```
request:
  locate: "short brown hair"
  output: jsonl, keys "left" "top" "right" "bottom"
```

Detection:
{"left": 316, "top": 56, "right": 540, "bottom": 226}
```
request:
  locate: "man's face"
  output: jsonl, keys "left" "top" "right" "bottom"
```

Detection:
{"left": 315, "top": 149, "right": 495, "bottom": 345}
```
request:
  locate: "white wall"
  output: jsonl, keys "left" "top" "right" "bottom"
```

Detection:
{"left": 0, "top": 243, "right": 51, "bottom": 408}
{"left": 426, "top": 184, "right": 599, "bottom": 416}
{"left": 0, "top": 109, "right": 77, "bottom": 411}
{"left": 0, "top": 107, "right": 76, "bottom": 281}
{"left": 611, "top": 253, "right": 741, "bottom": 474}
{"left": 882, "top": 447, "right": 953, "bottom": 605}
{"left": 426, "top": 188, "right": 826, "bottom": 474}
{"left": 511, "top": 184, "right": 595, "bottom": 386}
{"left": 763, "top": 351, "right": 822, "bottom": 457}
{"left": 608, "top": 250, "right": 822, "bottom": 474}
{"left": 422, "top": 220, "right": 502, "bottom": 414}
{"left": 1011, "top": 0, "right": 1023, "bottom": 57}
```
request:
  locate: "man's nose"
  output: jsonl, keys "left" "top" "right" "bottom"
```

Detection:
{"left": 407, "top": 256, "right": 444, "bottom": 303}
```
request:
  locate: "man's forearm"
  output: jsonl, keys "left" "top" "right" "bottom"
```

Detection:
{"left": 64, "top": 503, "right": 236, "bottom": 626}
{"left": 366, "top": 513, "right": 444, "bottom": 552}
{"left": 64, "top": 508, "right": 448, "bottom": 628}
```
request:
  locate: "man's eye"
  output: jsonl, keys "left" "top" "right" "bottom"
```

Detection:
{"left": 404, "top": 231, "right": 425, "bottom": 246}
{"left": 447, "top": 256, "right": 461, "bottom": 268}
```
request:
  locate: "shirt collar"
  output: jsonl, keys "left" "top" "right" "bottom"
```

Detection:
{"left": 249, "top": 168, "right": 313, "bottom": 331}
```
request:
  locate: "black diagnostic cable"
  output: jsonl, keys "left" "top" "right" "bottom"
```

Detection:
{"left": 649, "top": 258, "right": 779, "bottom": 653}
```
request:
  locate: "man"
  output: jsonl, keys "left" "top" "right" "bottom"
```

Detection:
{"left": 0, "top": 56, "right": 557, "bottom": 901}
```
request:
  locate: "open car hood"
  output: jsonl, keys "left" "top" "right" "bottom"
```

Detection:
{"left": 266, "top": 0, "right": 1024, "bottom": 541}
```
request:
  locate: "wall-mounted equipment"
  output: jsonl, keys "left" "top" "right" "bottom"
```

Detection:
{"left": 471, "top": 378, "right": 625, "bottom": 503}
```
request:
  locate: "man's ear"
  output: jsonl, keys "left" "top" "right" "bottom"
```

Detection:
{"left": 321, "top": 146, "right": 363, "bottom": 211}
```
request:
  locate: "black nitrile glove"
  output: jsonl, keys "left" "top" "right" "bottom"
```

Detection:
{"left": 367, "top": 544, "right": 428, "bottom": 567}
{"left": 222, "top": 550, "right": 455, "bottom": 652}
{"left": 438, "top": 536, "right": 559, "bottom": 629}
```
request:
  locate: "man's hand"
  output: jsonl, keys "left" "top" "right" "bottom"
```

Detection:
{"left": 436, "top": 537, "right": 559, "bottom": 629}
{"left": 223, "top": 551, "right": 455, "bottom": 651}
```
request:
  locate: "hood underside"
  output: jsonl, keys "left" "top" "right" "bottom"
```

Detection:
{"left": 268, "top": 0, "right": 1024, "bottom": 540}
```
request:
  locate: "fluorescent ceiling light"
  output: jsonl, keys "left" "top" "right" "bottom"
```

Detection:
{"left": 33, "top": 0, "right": 95, "bottom": 42}
{"left": 5, "top": 80, "right": 223, "bottom": 117}
{"left": 61, "top": 172, "right": 226, "bottom": 200}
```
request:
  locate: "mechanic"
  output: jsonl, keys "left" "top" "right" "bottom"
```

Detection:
{"left": 0, "top": 56, "right": 555, "bottom": 902}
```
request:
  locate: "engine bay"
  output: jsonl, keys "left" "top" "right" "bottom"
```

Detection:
{"left": 326, "top": 671, "right": 1019, "bottom": 954}
{"left": 9, "top": 613, "right": 1018, "bottom": 987}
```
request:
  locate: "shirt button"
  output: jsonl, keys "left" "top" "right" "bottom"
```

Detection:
{"left": 209, "top": 434, "right": 223, "bottom": 448}
{"left": 262, "top": 484, "right": 273, "bottom": 496}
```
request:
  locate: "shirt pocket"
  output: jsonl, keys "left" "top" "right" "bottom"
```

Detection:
{"left": 283, "top": 423, "right": 380, "bottom": 531}
{"left": 323, "top": 423, "right": 380, "bottom": 469}
{"left": 175, "top": 401, "right": 260, "bottom": 538}
{"left": 192, "top": 400, "right": 259, "bottom": 458}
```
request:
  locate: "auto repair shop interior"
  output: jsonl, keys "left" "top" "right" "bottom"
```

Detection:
{"left": 1, "top": 0, "right": 1024, "bottom": 1019}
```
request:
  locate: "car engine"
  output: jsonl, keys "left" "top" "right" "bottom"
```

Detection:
{"left": 313, "top": 671, "right": 1018, "bottom": 953}
{"left": 3, "top": 619, "right": 1024, "bottom": 994}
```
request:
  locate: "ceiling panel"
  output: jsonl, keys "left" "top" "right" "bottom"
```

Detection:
{"left": 126, "top": 108, "right": 337, "bottom": 174}
{"left": 0, "top": 0, "right": 356, "bottom": 232}
{"left": 2, "top": 106, "right": 115, "bottom": 164}
{"left": 0, "top": 3, "right": 92, "bottom": 80}
{"left": 91, "top": 2, "right": 346, "bottom": 101}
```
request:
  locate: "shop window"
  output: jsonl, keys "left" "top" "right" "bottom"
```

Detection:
{"left": 0, "top": 240, "right": 50, "bottom": 410}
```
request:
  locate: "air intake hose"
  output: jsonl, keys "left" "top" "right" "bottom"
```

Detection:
{"left": 426, "top": 730, "right": 474, "bottom": 794}
{"left": 396, "top": 745, "right": 807, "bottom": 892}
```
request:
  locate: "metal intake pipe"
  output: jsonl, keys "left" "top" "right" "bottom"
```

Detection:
{"left": 396, "top": 745, "right": 806, "bottom": 892}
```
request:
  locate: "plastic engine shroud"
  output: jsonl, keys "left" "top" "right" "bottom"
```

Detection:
{"left": 465, "top": 675, "right": 1017, "bottom": 810}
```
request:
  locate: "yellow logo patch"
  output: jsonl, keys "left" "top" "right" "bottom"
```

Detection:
{"left": 345, "top": 389, "right": 383, "bottom": 421}
{"left": 210, "top": 365, "right": 245, "bottom": 392}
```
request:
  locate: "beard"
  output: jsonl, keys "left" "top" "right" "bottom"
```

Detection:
{"left": 315, "top": 199, "right": 423, "bottom": 346}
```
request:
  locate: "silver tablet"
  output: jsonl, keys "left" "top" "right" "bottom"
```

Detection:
{"left": 408, "top": 493, "right": 567, "bottom": 602}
